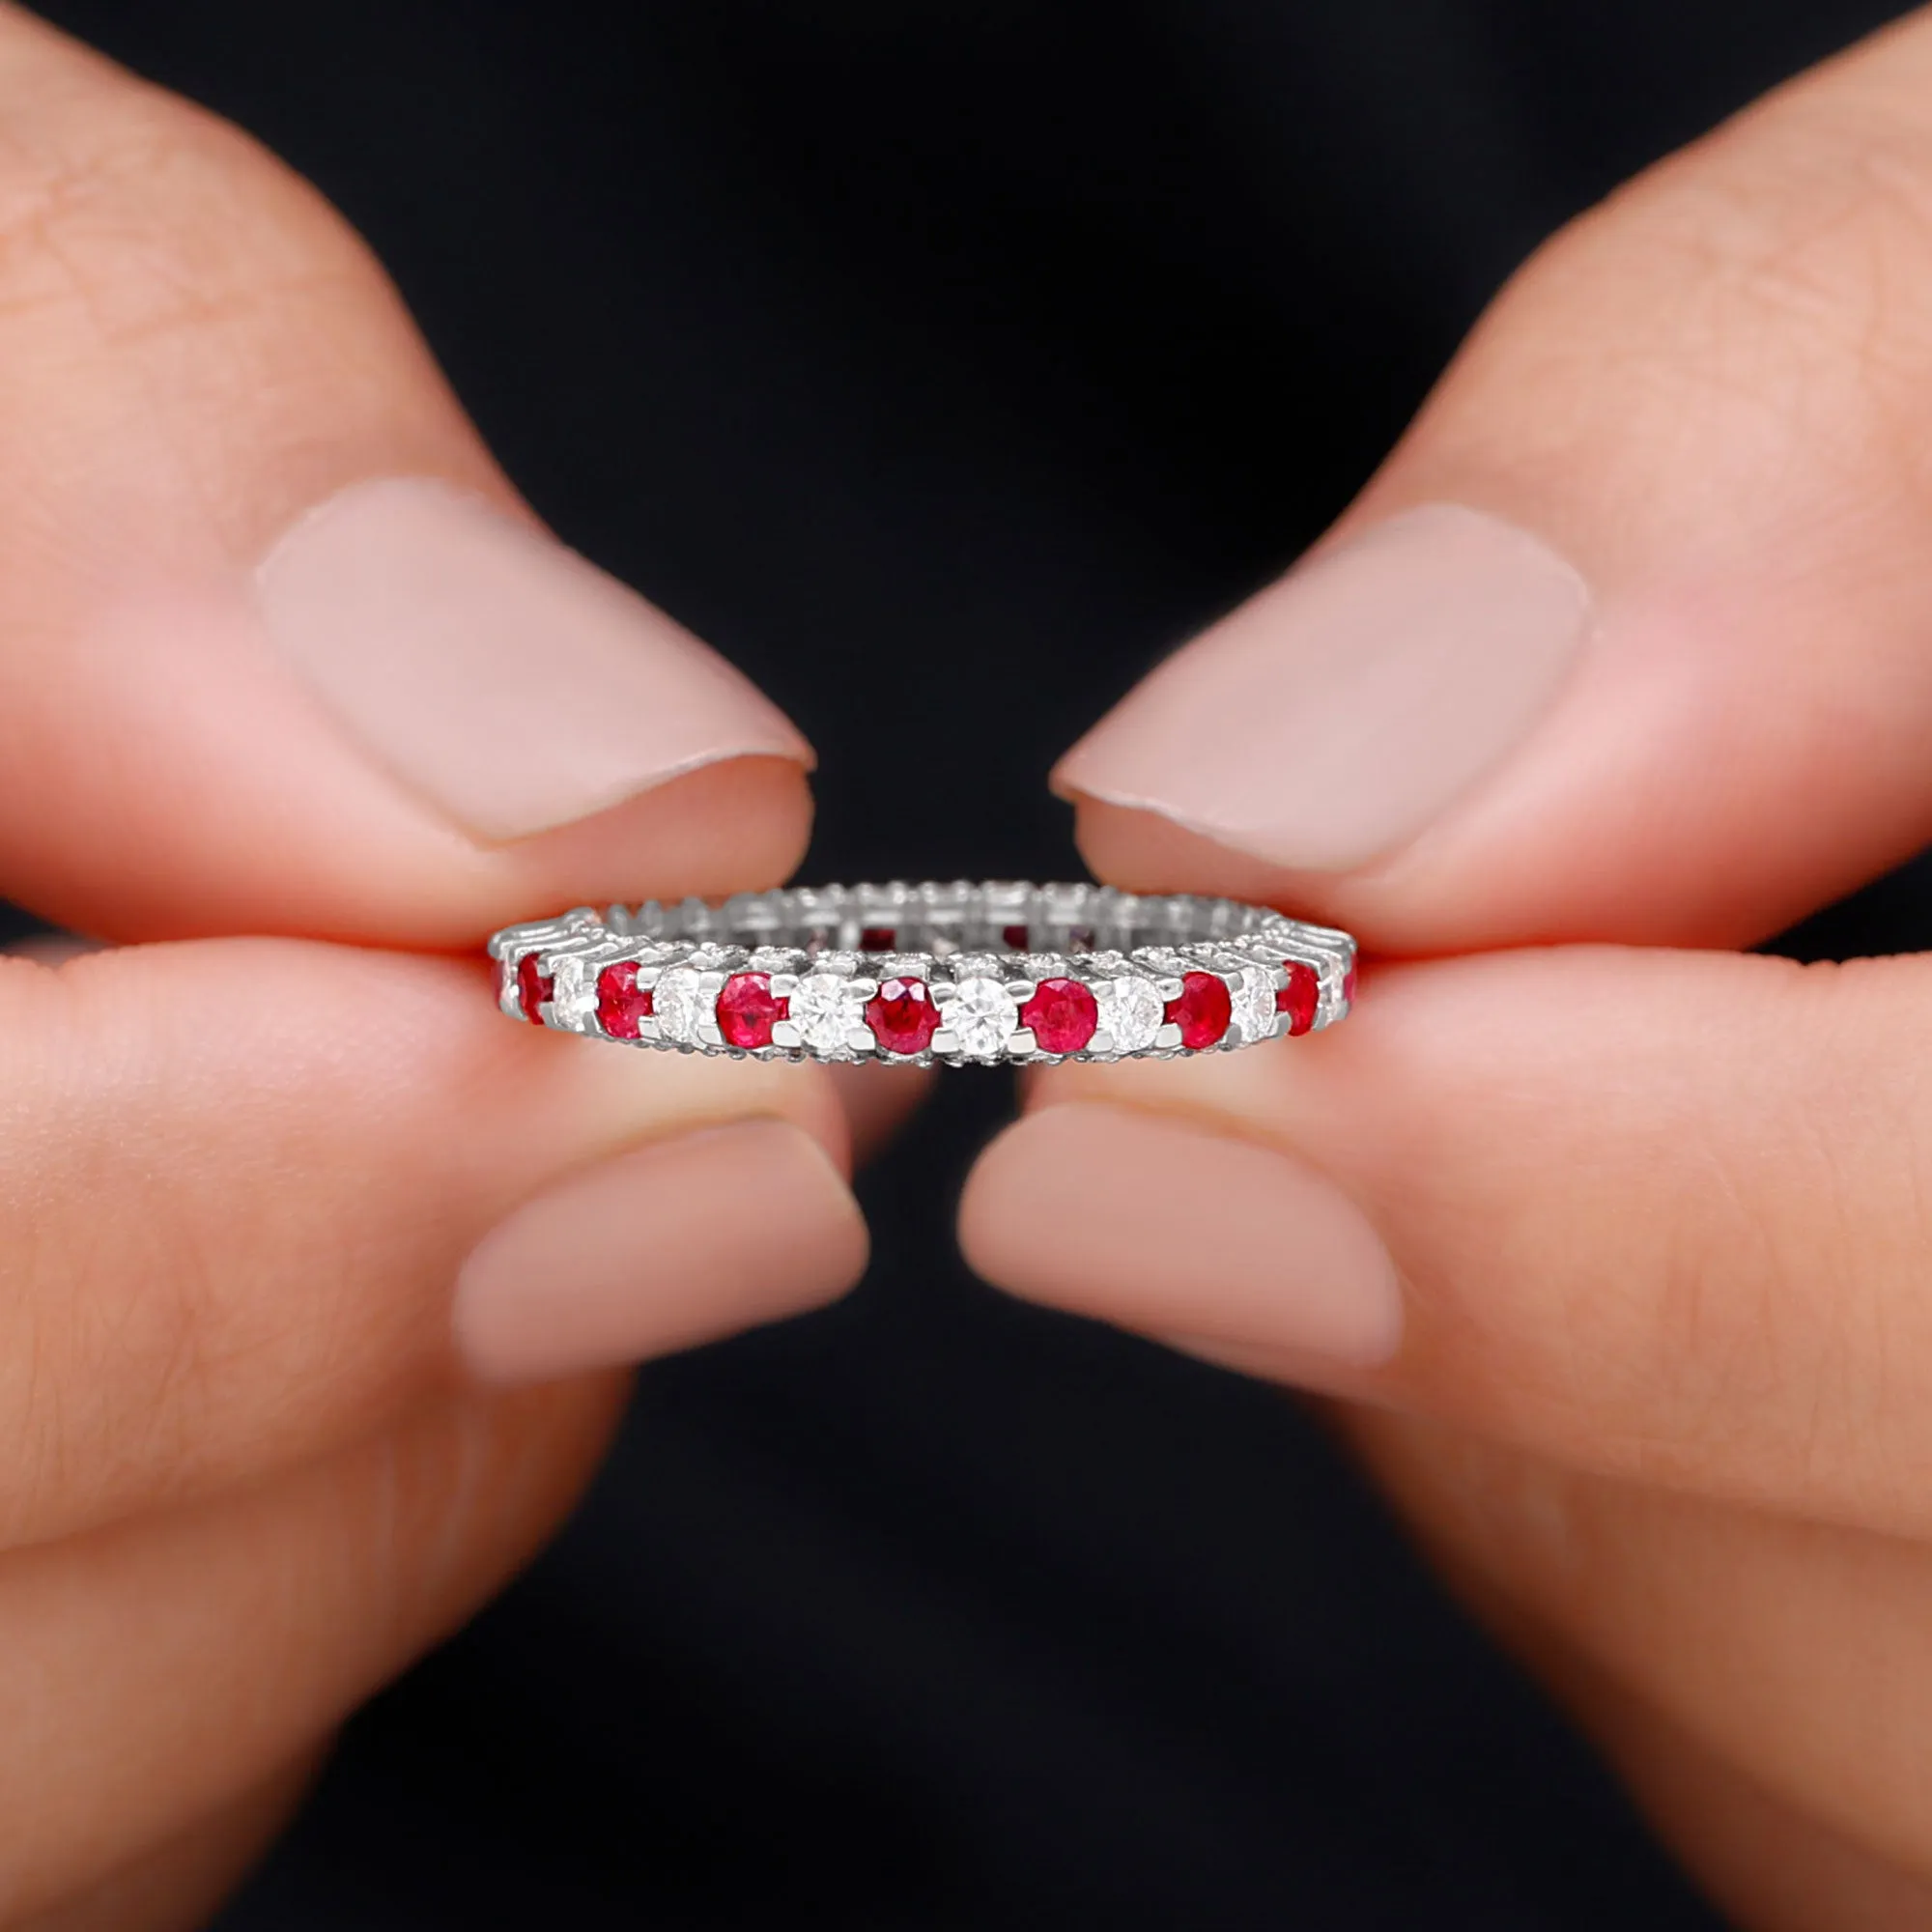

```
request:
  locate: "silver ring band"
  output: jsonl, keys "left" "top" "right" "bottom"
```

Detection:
{"left": 489, "top": 882, "right": 1356, "bottom": 1067}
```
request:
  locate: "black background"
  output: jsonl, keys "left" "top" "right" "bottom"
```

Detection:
{"left": 8, "top": 1, "right": 1926, "bottom": 1923}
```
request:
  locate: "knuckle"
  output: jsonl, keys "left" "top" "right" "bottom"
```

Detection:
{"left": 0, "top": 78, "right": 366, "bottom": 347}
{"left": 0, "top": 54, "right": 433, "bottom": 551}
{"left": 1658, "top": 114, "right": 1932, "bottom": 402}
{"left": 1643, "top": 959, "right": 1932, "bottom": 1513}
{"left": 0, "top": 952, "right": 440, "bottom": 1548}
{"left": 1457, "top": 84, "right": 1932, "bottom": 519}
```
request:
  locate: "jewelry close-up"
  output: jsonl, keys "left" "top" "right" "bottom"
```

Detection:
{"left": 490, "top": 883, "right": 1356, "bottom": 1068}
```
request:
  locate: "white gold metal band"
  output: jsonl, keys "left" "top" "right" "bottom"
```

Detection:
{"left": 489, "top": 882, "right": 1356, "bottom": 1067}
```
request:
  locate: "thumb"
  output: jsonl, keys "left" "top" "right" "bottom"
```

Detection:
{"left": 1055, "top": 8, "right": 1932, "bottom": 954}
{"left": 0, "top": 7, "right": 810, "bottom": 951}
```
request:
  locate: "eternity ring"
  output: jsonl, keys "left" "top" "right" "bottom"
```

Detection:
{"left": 488, "top": 882, "right": 1356, "bottom": 1068}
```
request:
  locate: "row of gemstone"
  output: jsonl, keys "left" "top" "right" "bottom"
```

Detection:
{"left": 506, "top": 951, "right": 1325, "bottom": 1056}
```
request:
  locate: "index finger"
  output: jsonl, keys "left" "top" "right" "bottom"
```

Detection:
{"left": 1055, "top": 9, "right": 1932, "bottom": 954}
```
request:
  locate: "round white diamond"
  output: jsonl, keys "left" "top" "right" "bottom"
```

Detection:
{"left": 945, "top": 976, "right": 1018, "bottom": 1059}
{"left": 789, "top": 973, "right": 857, "bottom": 1056}
{"left": 545, "top": 953, "right": 597, "bottom": 1031}
{"left": 1098, "top": 975, "right": 1163, "bottom": 1052}
{"left": 654, "top": 965, "right": 705, "bottom": 1044}
{"left": 1231, "top": 966, "right": 1276, "bottom": 1044}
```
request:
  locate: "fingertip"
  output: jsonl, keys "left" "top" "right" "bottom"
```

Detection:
{"left": 959, "top": 1101, "right": 1404, "bottom": 1372}
{"left": 254, "top": 477, "right": 816, "bottom": 848}
{"left": 490, "top": 753, "right": 816, "bottom": 934}
{"left": 28, "top": 750, "right": 817, "bottom": 952}
{"left": 0, "top": 51, "right": 822, "bottom": 952}
{"left": 452, "top": 1118, "right": 870, "bottom": 1385}
{"left": 824, "top": 1059, "right": 934, "bottom": 1169}
{"left": 1068, "top": 793, "right": 1342, "bottom": 923}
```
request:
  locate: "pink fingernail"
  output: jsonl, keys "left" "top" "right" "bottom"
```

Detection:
{"left": 960, "top": 1103, "right": 1402, "bottom": 1369}
{"left": 453, "top": 1120, "right": 867, "bottom": 1383}
{"left": 1055, "top": 504, "right": 1591, "bottom": 872}
{"left": 257, "top": 479, "right": 812, "bottom": 841}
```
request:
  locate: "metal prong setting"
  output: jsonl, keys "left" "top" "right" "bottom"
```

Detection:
{"left": 488, "top": 882, "right": 1355, "bottom": 1068}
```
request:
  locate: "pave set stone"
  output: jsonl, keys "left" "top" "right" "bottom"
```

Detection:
{"left": 1165, "top": 971, "right": 1232, "bottom": 1050}
{"left": 1095, "top": 973, "right": 1163, "bottom": 1052}
{"left": 492, "top": 885, "right": 1355, "bottom": 1065}
{"left": 1020, "top": 978, "right": 1098, "bottom": 1055}
{"left": 866, "top": 977, "right": 942, "bottom": 1054}
{"left": 947, "top": 976, "right": 1019, "bottom": 1060}
{"left": 716, "top": 972, "right": 785, "bottom": 1049}
{"left": 789, "top": 973, "right": 857, "bottom": 1054}
{"left": 652, "top": 965, "right": 705, "bottom": 1045}
{"left": 595, "top": 961, "right": 654, "bottom": 1038}
{"left": 513, "top": 952, "right": 553, "bottom": 1026}
{"left": 1276, "top": 961, "right": 1320, "bottom": 1037}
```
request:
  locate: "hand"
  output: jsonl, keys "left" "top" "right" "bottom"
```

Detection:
{"left": 963, "top": 13, "right": 1932, "bottom": 1924}
{"left": 0, "top": 12, "right": 871, "bottom": 1925}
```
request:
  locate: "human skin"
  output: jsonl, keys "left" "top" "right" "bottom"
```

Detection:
{"left": 0, "top": 8, "right": 943, "bottom": 1924}
{"left": 959, "top": 9, "right": 1932, "bottom": 1925}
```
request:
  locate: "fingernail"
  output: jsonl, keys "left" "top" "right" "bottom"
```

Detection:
{"left": 453, "top": 1119, "right": 867, "bottom": 1382}
{"left": 257, "top": 478, "right": 812, "bottom": 841}
{"left": 960, "top": 1103, "right": 1401, "bottom": 1369}
{"left": 1054, "top": 503, "right": 1590, "bottom": 872}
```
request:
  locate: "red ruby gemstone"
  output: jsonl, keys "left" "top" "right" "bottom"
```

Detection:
{"left": 1001, "top": 923, "right": 1030, "bottom": 951}
{"left": 596, "top": 960, "right": 655, "bottom": 1039}
{"left": 1166, "top": 971, "right": 1232, "bottom": 1049}
{"left": 865, "top": 976, "right": 941, "bottom": 1055}
{"left": 1275, "top": 962, "right": 1320, "bottom": 1037}
{"left": 515, "top": 952, "right": 554, "bottom": 1025}
{"left": 859, "top": 925, "right": 896, "bottom": 952}
{"left": 717, "top": 972, "right": 787, "bottom": 1049}
{"left": 1020, "top": 977, "right": 1098, "bottom": 1055}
